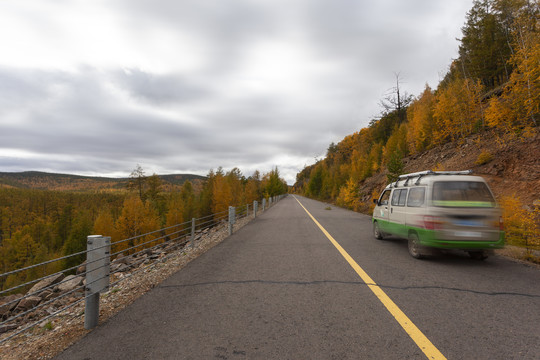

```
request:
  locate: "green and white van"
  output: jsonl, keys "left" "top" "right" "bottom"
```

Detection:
{"left": 372, "top": 170, "right": 505, "bottom": 259}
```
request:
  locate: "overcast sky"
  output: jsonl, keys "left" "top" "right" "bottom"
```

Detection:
{"left": 0, "top": 0, "right": 473, "bottom": 184}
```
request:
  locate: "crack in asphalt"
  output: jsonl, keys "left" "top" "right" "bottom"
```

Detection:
{"left": 158, "top": 279, "right": 540, "bottom": 298}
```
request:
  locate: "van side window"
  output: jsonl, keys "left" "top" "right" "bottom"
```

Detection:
{"left": 398, "top": 189, "right": 408, "bottom": 206}
{"left": 391, "top": 190, "right": 401, "bottom": 206}
{"left": 379, "top": 190, "right": 391, "bottom": 205}
{"left": 391, "top": 189, "right": 408, "bottom": 207}
{"left": 407, "top": 187, "right": 425, "bottom": 207}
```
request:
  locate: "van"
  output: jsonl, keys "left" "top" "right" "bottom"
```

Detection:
{"left": 372, "top": 170, "right": 504, "bottom": 259}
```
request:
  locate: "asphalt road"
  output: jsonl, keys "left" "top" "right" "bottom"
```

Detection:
{"left": 56, "top": 195, "right": 540, "bottom": 360}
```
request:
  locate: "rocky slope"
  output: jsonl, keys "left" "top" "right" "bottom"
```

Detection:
{"left": 357, "top": 130, "right": 540, "bottom": 214}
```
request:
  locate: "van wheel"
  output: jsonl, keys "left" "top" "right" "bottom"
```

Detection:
{"left": 468, "top": 251, "right": 488, "bottom": 260}
{"left": 373, "top": 222, "right": 384, "bottom": 240}
{"left": 408, "top": 233, "right": 425, "bottom": 259}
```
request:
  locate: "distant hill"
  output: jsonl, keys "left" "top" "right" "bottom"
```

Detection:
{"left": 0, "top": 171, "right": 206, "bottom": 192}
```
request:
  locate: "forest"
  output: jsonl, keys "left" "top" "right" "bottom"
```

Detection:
{"left": 294, "top": 0, "right": 539, "bottom": 249}
{"left": 0, "top": 166, "right": 288, "bottom": 291}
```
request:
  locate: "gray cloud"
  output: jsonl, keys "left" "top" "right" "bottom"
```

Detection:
{"left": 0, "top": 0, "right": 473, "bottom": 184}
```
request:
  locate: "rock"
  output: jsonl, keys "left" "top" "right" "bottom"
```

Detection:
{"left": 112, "top": 254, "right": 128, "bottom": 264}
{"left": 38, "top": 289, "right": 54, "bottom": 300}
{"left": 15, "top": 296, "right": 41, "bottom": 312}
{"left": 76, "top": 263, "right": 86, "bottom": 275}
{"left": 57, "top": 275, "right": 84, "bottom": 292}
{"left": 0, "top": 294, "right": 22, "bottom": 317}
{"left": 0, "top": 324, "right": 18, "bottom": 334}
{"left": 28, "top": 273, "right": 65, "bottom": 296}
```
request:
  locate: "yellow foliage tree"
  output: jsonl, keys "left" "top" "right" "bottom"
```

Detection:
{"left": 486, "top": 12, "right": 539, "bottom": 133}
{"left": 433, "top": 78, "right": 484, "bottom": 144}
{"left": 407, "top": 85, "right": 436, "bottom": 153}
{"left": 115, "top": 196, "right": 160, "bottom": 254}
{"left": 336, "top": 178, "right": 360, "bottom": 210}
{"left": 500, "top": 195, "right": 540, "bottom": 252}
{"left": 165, "top": 193, "right": 185, "bottom": 241}
{"left": 212, "top": 171, "right": 233, "bottom": 216}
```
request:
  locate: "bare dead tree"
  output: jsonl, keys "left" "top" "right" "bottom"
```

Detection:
{"left": 379, "top": 72, "right": 413, "bottom": 123}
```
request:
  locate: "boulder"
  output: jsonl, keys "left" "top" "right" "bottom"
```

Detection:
{"left": 27, "top": 273, "right": 65, "bottom": 296}
{"left": 57, "top": 275, "right": 84, "bottom": 292}
{"left": 0, "top": 294, "right": 22, "bottom": 318}
{"left": 38, "top": 289, "right": 54, "bottom": 300}
{"left": 15, "top": 296, "right": 41, "bottom": 312}
{"left": 0, "top": 324, "right": 18, "bottom": 334}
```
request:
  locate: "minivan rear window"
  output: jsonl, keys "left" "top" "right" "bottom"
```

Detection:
{"left": 432, "top": 181, "right": 495, "bottom": 207}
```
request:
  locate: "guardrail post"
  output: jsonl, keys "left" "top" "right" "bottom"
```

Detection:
{"left": 228, "top": 206, "right": 236, "bottom": 235}
{"left": 246, "top": 203, "right": 249, "bottom": 217}
{"left": 253, "top": 200, "right": 258, "bottom": 218}
{"left": 190, "top": 218, "right": 195, "bottom": 247}
{"left": 85, "top": 235, "right": 111, "bottom": 330}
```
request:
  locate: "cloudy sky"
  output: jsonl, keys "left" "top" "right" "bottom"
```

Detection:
{"left": 0, "top": 0, "right": 473, "bottom": 184}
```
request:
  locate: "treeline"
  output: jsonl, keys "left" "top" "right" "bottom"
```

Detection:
{"left": 295, "top": 0, "right": 538, "bottom": 209}
{"left": 0, "top": 166, "right": 288, "bottom": 291}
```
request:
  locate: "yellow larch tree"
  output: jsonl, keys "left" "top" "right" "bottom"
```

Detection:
{"left": 407, "top": 85, "right": 436, "bottom": 153}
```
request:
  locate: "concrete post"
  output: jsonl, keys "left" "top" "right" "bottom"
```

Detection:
{"left": 190, "top": 218, "right": 195, "bottom": 247}
{"left": 253, "top": 200, "right": 258, "bottom": 218}
{"left": 262, "top": 198, "right": 266, "bottom": 211}
{"left": 228, "top": 206, "right": 235, "bottom": 235}
{"left": 85, "top": 235, "right": 110, "bottom": 330}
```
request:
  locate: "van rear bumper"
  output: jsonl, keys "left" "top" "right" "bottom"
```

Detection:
{"left": 416, "top": 227, "right": 505, "bottom": 250}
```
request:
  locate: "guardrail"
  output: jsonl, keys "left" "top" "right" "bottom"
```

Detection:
{"left": 0, "top": 194, "right": 287, "bottom": 344}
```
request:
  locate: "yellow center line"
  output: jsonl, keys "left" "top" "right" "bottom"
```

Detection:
{"left": 293, "top": 196, "right": 446, "bottom": 360}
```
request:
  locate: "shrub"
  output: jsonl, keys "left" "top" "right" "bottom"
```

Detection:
{"left": 500, "top": 196, "right": 540, "bottom": 253}
{"left": 475, "top": 151, "right": 494, "bottom": 165}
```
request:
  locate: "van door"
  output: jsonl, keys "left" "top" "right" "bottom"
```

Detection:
{"left": 389, "top": 188, "right": 408, "bottom": 238}
{"left": 374, "top": 189, "right": 391, "bottom": 233}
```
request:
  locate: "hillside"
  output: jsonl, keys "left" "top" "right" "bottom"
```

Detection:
{"left": 0, "top": 171, "right": 206, "bottom": 192}
{"left": 354, "top": 130, "right": 540, "bottom": 214}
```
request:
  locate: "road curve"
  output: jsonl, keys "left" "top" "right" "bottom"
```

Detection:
{"left": 56, "top": 195, "right": 540, "bottom": 360}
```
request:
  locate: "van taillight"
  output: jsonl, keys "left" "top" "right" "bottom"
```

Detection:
{"left": 424, "top": 216, "right": 441, "bottom": 230}
{"left": 499, "top": 216, "right": 504, "bottom": 231}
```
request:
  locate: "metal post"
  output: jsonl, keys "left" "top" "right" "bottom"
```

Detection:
{"left": 228, "top": 206, "right": 235, "bottom": 236}
{"left": 85, "top": 235, "right": 111, "bottom": 330}
{"left": 190, "top": 218, "right": 195, "bottom": 247}
{"left": 253, "top": 200, "right": 258, "bottom": 218}
{"left": 246, "top": 203, "right": 249, "bottom": 217}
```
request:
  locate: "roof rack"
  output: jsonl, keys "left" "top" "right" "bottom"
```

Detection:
{"left": 391, "top": 170, "right": 473, "bottom": 187}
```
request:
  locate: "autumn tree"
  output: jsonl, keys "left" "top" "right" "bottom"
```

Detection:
{"left": 164, "top": 193, "right": 185, "bottom": 241}
{"left": 407, "top": 85, "right": 436, "bottom": 153}
{"left": 264, "top": 167, "right": 288, "bottom": 198}
{"left": 180, "top": 180, "right": 196, "bottom": 221}
{"left": 115, "top": 196, "right": 160, "bottom": 253}
{"left": 127, "top": 164, "right": 147, "bottom": 200}
{"left": 244, "top": 171, "right": 262, "bottom": 204}
{"left": 211, "top": 168, "right": 233, "bottom": 215}
{"left": 485, "top": 2, "right": 539, "bottom": 132}
{"left": 433, "top": 78, "right": 485, "bottom": 143}
{"left": 336, "top": 178, "right": 360, "bottom": 210}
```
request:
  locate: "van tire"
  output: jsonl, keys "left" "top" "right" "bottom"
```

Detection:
{"left": 373, "top": 222, "right": 384, "bottom": 240}
{"left": 408, "top": 233, "right": 426, "bottom": 259}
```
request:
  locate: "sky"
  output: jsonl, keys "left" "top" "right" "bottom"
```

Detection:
{"left": 0, "top": 0, "right": 474, "bottom": 185}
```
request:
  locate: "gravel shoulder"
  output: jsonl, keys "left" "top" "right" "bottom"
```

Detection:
{"left": 0, "top": 216, "right": 252, "bottom": 360}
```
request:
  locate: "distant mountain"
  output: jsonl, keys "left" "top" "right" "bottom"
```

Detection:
{"left": 0, "top": 171, "right": 206, "bottom": 192}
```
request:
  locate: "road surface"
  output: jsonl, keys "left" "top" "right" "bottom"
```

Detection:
{"left": 56, "top": 195, "right": 540, "bottom": 359}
